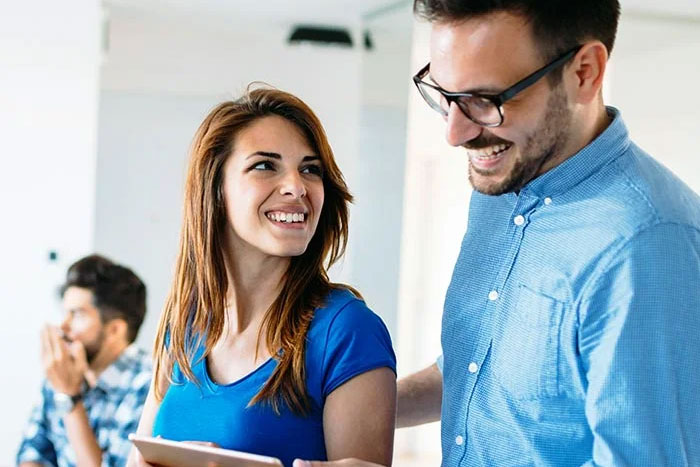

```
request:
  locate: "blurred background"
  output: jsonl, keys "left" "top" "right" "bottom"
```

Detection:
{"left": 1, "top": 0, "right": 699, "bottom": 465}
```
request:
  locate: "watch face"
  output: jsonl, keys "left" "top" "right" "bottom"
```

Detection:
{"left": 53, "top": 392, "right": 74, "bottom": 413}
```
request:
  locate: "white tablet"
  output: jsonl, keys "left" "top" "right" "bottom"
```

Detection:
{"left": 128, "top": 434, "right": 283, "bottom": 467}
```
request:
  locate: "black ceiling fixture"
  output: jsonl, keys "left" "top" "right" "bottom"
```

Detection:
{"left": 288, "top": 26, "right": 353, "bottom": 47}
{"left": 363, "top": 30, "right": 374, "bottom": 51}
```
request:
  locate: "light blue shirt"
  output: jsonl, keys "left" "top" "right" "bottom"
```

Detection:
{"left": 439, "top": 108, "right": 700, "bottom": 466}
{"left": 17, "top": 345, "right": 152, "bottom": 467}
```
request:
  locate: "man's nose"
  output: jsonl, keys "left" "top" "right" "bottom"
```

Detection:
{"left": 445, "top": 102, "right": 483, "bottom": 147}
{"left": 280, "top": 170, "right": 307, "bottom": 199}
{"left": 59, "top": 315, "right": 71, "bottom": 335}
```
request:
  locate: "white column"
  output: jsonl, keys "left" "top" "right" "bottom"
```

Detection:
{"left": 0, "top": 1, "right": 101, "bottom": 462}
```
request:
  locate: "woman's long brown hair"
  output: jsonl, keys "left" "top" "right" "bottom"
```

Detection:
{"left": 152, "top": 86, "right": 354, "bottom": 415}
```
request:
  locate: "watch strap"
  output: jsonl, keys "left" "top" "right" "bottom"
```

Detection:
{"left": 70, "top": 392, "right": 83, "bottom": 405}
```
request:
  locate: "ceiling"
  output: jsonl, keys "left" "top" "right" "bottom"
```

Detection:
{"left": 104, "top": 0, "right": 413, "bottom": 27}
{"left": 105, "top": 0, "right": 700, "bottom": 23}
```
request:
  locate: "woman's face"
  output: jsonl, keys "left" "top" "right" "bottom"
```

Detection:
{"left": 221, "top": 115, "right": 325, "bottom": 262}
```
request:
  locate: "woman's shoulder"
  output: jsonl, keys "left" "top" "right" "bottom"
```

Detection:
{"left": 306, "top": 286, "right": 396, "bottom": 399}
{"left": 307, "top": 285, "right": 393, "bottom": 355}
{"left": 310, "top": 286, "right": 373, "bottom": 329}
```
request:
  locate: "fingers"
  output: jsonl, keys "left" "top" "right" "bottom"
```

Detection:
{"left": 293, "top": 459, "right": 382, "bottom": 467}
{"left": 69, "top": 340, "right": 88, "bottom": 372}
{"left": 46, "top": 325, "right": 66, "bottom": 360}
{"left": 293, "top": 461, "right": 341, "bottom": 467}
{"left": 41, "top": 325, "right": 65, "bottom": 367}
{"left": 127, "top": 446, "right": 156, "bottom": 467}
{"left": 40, "top": 325, "right": 52, "bottom": 364}
{"left": 41, "top": 325, "right": 85, "bottom": 394}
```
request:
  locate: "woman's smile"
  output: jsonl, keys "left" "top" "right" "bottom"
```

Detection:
{"left": 265, "top": 209, "right": 308, "bottom": 229}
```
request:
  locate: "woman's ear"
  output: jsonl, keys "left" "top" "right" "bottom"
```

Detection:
{"left": 567, "top": 41, "right": 608, "bottom": 105}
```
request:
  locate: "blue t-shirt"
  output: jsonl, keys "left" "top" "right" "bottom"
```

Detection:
{"left": 152, "top": 288, "right": 396, "bottom": 467}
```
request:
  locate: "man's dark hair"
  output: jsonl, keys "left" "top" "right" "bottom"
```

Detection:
{"left": 61, "top": 254, "right": 147, "bottom": 343}
{"left": 414, "top": 0, "right": 621, "bottom": 75}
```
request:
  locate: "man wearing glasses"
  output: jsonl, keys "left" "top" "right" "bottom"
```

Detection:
{"left": 297, "top": 0, "right": 700, "bottom": 466}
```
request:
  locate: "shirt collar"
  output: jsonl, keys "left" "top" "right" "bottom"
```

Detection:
{"left": 92, "top": 344, "right": 141, "bottom": 393}
{"left": 522, "top": 106, "right": 630, "bottom": 199}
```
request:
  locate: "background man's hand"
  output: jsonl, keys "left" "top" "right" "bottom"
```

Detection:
{"left": 293, "top": 459, "right": 385, "bottom": 467}
{"left": 41, "top": 325, "right": 87, "bottom": 395}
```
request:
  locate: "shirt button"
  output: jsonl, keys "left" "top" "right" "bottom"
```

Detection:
{"left": 514, "top": 215, "right": 525, "bottom": 226}
{"left": 468, "top": 362, "right": 479, "bottom": 374}
{"left": 544, "top": 197, "right": 552, "bottom": 205}
{"left": 455, "top": 435, "right": 464, "bottom": 446}
{"left": 488, "top": 290, "right": 499, "bottom": 301}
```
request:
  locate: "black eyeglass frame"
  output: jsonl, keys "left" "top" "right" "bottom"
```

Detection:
{"left": 413, "top": 45, "right": 583, "bottom": 127}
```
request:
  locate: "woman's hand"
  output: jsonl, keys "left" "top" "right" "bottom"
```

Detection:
{"left": 293, "top": 459, "right": 385, "bottom": 467}
{"left": 126, "top": 446, "right": 153, "bottom": 467}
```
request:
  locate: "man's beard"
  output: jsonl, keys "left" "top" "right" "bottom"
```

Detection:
{"left": 468, "top": 83, "right": 572, "bottom": 195}
{"left": 82, "top": 328, "right": 105, "bottom": 364}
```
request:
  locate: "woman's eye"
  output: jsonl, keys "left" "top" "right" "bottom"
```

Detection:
{"left": 301, "top": 165, "right": 323, "bottom": 176}
{"left": 251, "top": 161, "right": 274, "bottom": 171}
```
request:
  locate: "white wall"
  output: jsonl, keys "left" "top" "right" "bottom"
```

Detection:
{"left": 351, "top": 3, "right": 414, "bottom": 343}
{"left": 608, "top": 12, "right": 700, "bottom": 193}
{"left": 0, "top": 1, "right": 101, "bottom": 463}
{"left": 394, "top": 20, "right": 468, "bottom": 464}
{"left": 95, "top": 92, "right": 215, "bottom": 350}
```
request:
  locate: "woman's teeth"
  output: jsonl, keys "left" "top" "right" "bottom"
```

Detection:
{"left": 266, "top": 212, "right": 306, "bottom": 223}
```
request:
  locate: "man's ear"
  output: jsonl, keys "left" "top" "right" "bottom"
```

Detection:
{"left": 566, "top": 41, "right": 608, "bottom": 105}
{"left": 105, "top": 318, "right": 129, "bottom": 342}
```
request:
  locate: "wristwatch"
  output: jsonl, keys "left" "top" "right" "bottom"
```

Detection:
{"left": 53, "top": 391, "right": 83, "bottom": 416}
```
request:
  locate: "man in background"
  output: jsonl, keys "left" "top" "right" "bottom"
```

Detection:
{"left": 18, "top": 254, "right": 152, "bottom": 467}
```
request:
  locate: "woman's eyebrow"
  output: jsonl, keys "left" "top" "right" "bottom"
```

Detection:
{"left": 246, "top": 151, "right": 281, "bottom": 160}
{"left": 245, "top": 152, "right": 320, "bottom": 162}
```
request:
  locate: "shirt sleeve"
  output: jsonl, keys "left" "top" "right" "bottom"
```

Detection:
{"left": 16, "top": 383, "right": 58, "bottom": 466}
{"left": 436, "top": 354, "right": 444, "bottom": 373}
{"left": 321, "top": 298, "right": 397, "bottom": 398}
{"left": 100, "top": 366, "right": 152, "bottom": 467}
{"left": 578, "top": 223, "right": 700, "bottom": 465}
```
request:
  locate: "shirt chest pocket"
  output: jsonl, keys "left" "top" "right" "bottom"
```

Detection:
{"left": 492, "top": 285, "right": 565, "bottom": 400}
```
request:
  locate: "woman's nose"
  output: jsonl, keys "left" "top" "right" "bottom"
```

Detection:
{"left": 280, "top": 171, "right": 307, "bottom": 199}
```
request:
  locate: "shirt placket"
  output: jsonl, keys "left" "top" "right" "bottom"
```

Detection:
{"left": 456, "top": 194, "right": 540, "bottom": 465}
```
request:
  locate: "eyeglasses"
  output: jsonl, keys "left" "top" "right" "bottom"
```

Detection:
{"left": 412, "top": 45, "right": 582, "bottom": 127}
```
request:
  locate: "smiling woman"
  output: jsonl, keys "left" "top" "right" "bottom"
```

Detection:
{"left": 222, "top": 115, "right": 326, "bottom": 260}
{"left": 126, "top": 86, "right": 397, "bottom": 467}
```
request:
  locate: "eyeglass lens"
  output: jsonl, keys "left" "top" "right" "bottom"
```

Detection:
{"left": 417, "top": 82, "right": 501, "bottom": 126}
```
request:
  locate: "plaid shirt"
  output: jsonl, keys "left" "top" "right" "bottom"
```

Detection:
{"left": 17, "top": 345, "right": 152, "bottom": 467}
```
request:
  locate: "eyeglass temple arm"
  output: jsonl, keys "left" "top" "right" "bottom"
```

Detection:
{"left": 413, "top": 63, "right": 431, "bottom": 83}
{"left": 499, "top": 46, "right": 582, "bottom": 103}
